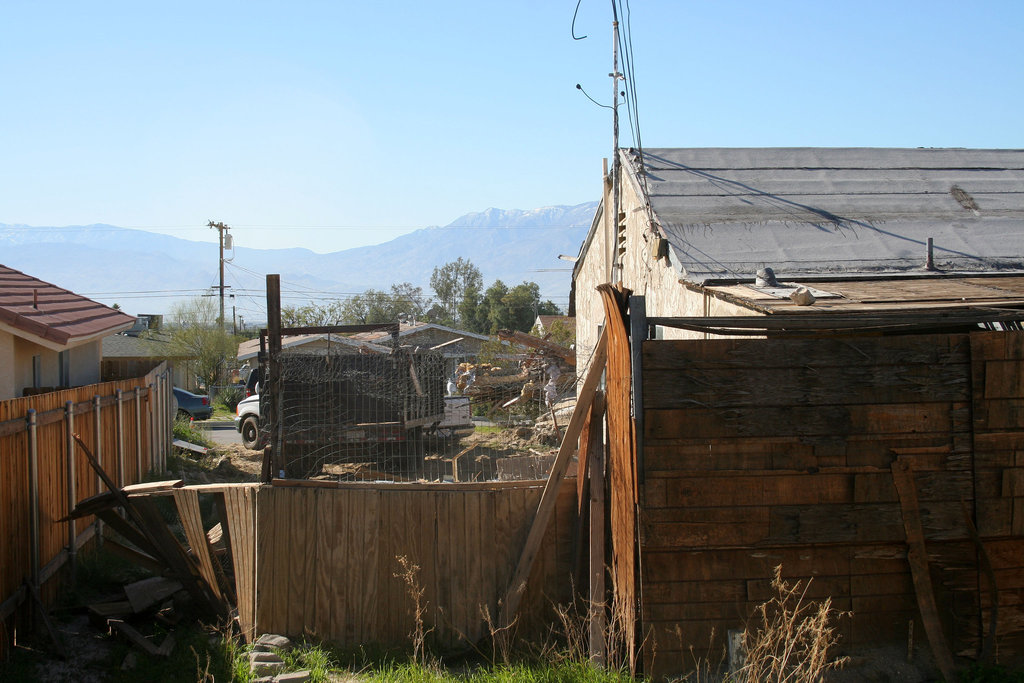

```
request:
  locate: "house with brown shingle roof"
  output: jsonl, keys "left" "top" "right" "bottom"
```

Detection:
{"left": 0, "top": 264, "right": 135, "bottom": 399}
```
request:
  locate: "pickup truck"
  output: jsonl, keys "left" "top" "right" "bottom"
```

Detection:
{"left": 234, "top": 390, "right": 474, "bottom": 452}
{"left": 234, "top": 393, "right": 262, "bottom": 450}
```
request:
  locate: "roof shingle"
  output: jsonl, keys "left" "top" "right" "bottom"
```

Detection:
{"left": 0, "top": 264, "right": 135, "bottom": 346}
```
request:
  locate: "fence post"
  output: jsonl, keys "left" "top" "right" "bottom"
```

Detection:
{"left": 93, "top": 395, "right": 103, "bottom": 546}
{"left": 135, "top": 387, "right": 143, "bottom": 478}
{"left": 147, "top": 383, "right": 156, "bottom": 474}
{"left": 160, "top": 372, "right": 169, "bottom": 463}
{"left": 64, "top": 400, "right": 77, "bottom": 580}
{"left": 116, "top": 389, "right": 125, "bottom": 487}
{"left": 27, "top": 409, "right": 40, "bottom": 592}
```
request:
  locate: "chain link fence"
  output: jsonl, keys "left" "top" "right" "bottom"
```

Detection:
{"left": 255, "top": 345, "right": 579, "bottom": 483}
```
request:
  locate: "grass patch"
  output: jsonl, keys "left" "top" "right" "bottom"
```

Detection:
{"left": 210, "top": 406, "right": 236, "bottom": 420}
{"left": 472, "top": 426, "right": 504, "bottom": 435}
{"left": 104, "top": 623, "right": 243, "bottom": 683}
{"left": 172, "top": 416, "right": 214, "bottom": 448}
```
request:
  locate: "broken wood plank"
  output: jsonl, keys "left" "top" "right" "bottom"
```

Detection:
{"left": 892, "top": 458, "right": 957, "bottom": 683}
{"left": 101, "top": 535, "right": 166, "bottom": 576}
{"left": 173, "top": 488, "right": 224, "bottom": 602}
{"left": 123, "top": 577, "right": 183, "bottom": 614}
{"left": 87, "top": 600, "right": 133, "bottom": 621}
{"left": 96, "top": 510, "right": 164, "bottom": 561}
{"left": 498, "top": 327, "right": 607, "bottom": 629}
{"left": 122, "top": 480, "right": 184, "bottom": 495}
{"left": 172, "top": 439, "right": 208, "bottom": 455}
{"left": 131, "top": 496, "right": 226, "bottom": 618}
{"left": 109, "top": 620, "right": 164, "bottom": 657}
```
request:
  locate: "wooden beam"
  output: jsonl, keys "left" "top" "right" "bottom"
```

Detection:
{"left": 101, "top": 535, "right": 166, "bottom": 575}
{"left": 892, "top": 458, "right": 957, "bottom": 682}
{"left": 498, "top": 327, "right": 608, "bottom": 629}
{"left": 266, "top": 274, "right": 283, "bottom": 477}
{"left": 587, "top": 391, "right": 607, "bottom": 666}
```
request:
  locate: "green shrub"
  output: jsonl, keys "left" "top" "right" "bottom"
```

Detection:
{"left": 215, "top": 385, "right": 245, "bottom": 412}
{"left": 172, "top": 416, "right": 214, "bottom": 448}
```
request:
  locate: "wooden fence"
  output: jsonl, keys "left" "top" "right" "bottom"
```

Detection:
{"left": 0, "top": 363, "right": 174, "bottom": 649}
{"left": 252, "top": 480, "right": 578, "bottom": 649}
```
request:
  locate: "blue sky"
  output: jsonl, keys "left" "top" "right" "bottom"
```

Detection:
{"left": 2, "top": 1, "right": 1021, "bottom": 253}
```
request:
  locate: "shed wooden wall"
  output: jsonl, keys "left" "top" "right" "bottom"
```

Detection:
{"left": 254, "top": 481, "right": 577, "bottom": 649}
{"left": 638, "top": 331, "right": 1024, "bottom": 677}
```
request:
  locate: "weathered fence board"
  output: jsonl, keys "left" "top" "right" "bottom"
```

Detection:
{"left": 0, "top": 364, "right": 173, "bottom": 654}
{"left": 253, "top": 481, "right": 576, "bottom": 649}
{"left": 637, "top": 331, "right": 1024, "bottom": 677}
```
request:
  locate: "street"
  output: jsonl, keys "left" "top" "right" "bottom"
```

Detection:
{"left": 201, "top": 420, "right": 242, "bottom": 447}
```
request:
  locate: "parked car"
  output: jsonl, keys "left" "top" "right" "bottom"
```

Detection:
{"left": 235, "top": 393, "right": 262, "bottom": 450}
{"left": 244, "top": 367, "right": 261, "bottom": 397}
{"left": 173, "top": 387, "right": 212, "bottom": 421}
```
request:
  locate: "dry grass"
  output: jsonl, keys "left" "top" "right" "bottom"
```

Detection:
{"left": 395, "top": 555, "right": 433, "bottom": 667}
{"left": 732, "top": 565, "right": 849, "bottom": 683}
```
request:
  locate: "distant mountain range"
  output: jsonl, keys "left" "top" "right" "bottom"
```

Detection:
{"left": 0, "top": 202, "right": 597, "bottom": 323}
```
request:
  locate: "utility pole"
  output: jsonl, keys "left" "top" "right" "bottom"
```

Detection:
{"left": 208, "top": 221, "right": 231, "bottom": 328}
{"left": 610, "top": 3, "right": 623, "bottom": 282}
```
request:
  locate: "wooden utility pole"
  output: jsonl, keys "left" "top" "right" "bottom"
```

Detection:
{"left": 208, "top": 221, "right": 231, "bottom": 328}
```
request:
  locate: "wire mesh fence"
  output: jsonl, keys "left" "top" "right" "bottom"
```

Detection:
{"left": 255, "top": 346, "right": 580, "bottom": 483}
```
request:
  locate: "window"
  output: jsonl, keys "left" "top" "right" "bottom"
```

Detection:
{"left": 58, "top": 350, "right": 70, "bottom": 387}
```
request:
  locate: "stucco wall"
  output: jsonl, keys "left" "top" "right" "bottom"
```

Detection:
{"left": 68, "top": 341, "right": 101, "bottom": 386}
{"left": 1, "top": 333, "right": 105, "bottom": 399}
{"left": 0, "top": 330, "right": 14, "bottom": 399}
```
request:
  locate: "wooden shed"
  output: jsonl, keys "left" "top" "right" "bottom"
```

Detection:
{"left": 569, "top": 148, "right": 1024, "bottom": 677}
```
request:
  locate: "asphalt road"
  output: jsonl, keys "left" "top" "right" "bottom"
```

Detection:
{"left": 203, "top": 420, "right": 242, "bottom": 447}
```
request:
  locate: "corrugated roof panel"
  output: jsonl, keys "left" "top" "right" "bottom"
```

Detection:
{"left": 627, "top": 148, "right": 1024, "bottom": 282}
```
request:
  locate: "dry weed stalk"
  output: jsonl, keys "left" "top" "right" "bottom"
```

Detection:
{"left": 394, "top": 554, "right": 433, "bottom": 665}
{"left": 192, "top": 646, "right": 214, "bottom": 682}
{"left": 736, "top": 565, "right": 849, "bottom": 683}
{"left": 481, "top": 602, "right": 518, "bottom": 665}
{"left": 678, "top": 625, "right": 727, "bottom": 683}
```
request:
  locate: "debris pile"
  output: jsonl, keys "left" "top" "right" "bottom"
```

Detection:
{"left": 59, "top": 434, "right": 243, "bottom": 661}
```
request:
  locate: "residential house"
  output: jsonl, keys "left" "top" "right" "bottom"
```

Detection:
{"left": 569, "top": 148, "right": 1024, "bottom": 676}
{"left": 532, "top": 314, "right": 574, "bottom": 337}
{"left": 236, "top": 333, "right": 392, "bottom": 365}
{"left": 349, "top": 321, "right": 490, "bottom": 362}
{"left": 0, "top": 264, "right": 134, "bottom": 399}
{"left": 101, "top": 330, "right": 194, "bottom": 389}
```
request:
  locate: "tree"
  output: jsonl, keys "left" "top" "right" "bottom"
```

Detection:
{"left": 479, "top": 280, "right": 509, "bottom": 333}
{"left": 338, "top": 283, "right": 428, "bottom": 324}
{"left": 281, "top": 301, "right": 346, "bottom": 327}
{"left": 430, "top": 258, "right": 482, "bottom": 326}
{"left": 458, "top": 281, "right": 485, "bottom": 333}
{"left": 164, "top": 297, "right": 239, "bottom": 390}
{"left": 501, "top": 282, "right": 543, "bottom": 332}
{"left": 282, "top": 283, "right": 429, "bottom": 327}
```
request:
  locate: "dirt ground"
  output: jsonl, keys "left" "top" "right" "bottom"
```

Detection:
{"left": 171, "top": 420, "right": 567, "bottom": 486}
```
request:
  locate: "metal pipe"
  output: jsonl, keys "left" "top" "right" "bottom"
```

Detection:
{"left": 93, "top": 395, "right": 103, "bottom": 546}
{"left": 135, "top": 387, "right": 142, "bottom": 478}
{"left": 65, "top": 400, "right": 77, "bottom": 579}
{"left": 27, "top": 409, "right": 40, "bottom": 589}
{"left": 148, "top": 383, "right": 156, "bottom": 474}
{"left": 116, "top": 389, "right": 125, "bottom": 486}
{"left": 926, "top": 237, "right": 935, "bottom": 271}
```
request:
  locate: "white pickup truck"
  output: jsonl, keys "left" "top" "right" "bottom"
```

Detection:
{"left": 234, "top": 393, "right": 473, "bottom": 451}
{"left": 234, "top": 393, "right": 262, "bottom": 450}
